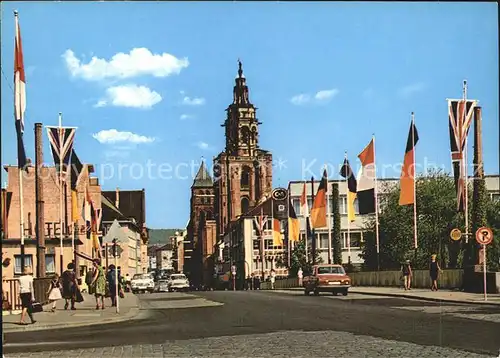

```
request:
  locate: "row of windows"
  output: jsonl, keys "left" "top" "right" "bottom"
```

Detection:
{"left": 291, "top": 195, "right": 387, "bottom": 216}
{"left": 13, "top": 254, "right": 56, "bottom": 275}
{"left": 251, "top": 231, "right": 363, "bottom": 251}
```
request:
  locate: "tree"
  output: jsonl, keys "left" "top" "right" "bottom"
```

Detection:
{"left": 360, "top": 170, "right": 500, "bottom": 271}
{"left": 277, "top": 238, "right": 323, "bottom": 277}
{"left": 332, "top": 183, "right": 342, "bottom": 264}
{"left": 470, "top": 173, "right": 488, "bottom": 267}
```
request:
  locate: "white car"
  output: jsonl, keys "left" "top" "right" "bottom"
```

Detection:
{"left": 155, "top": 279, "right": 170, "bottom": 293}
{"left": 168, "top": 274, "right": 190, "bottom": 292}
{"left": 131, "top": 274, "right": 155, "bottom": 294}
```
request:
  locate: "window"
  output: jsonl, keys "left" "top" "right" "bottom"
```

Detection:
{"left": 319, "top": 233, "right": 329, "bottom": 249}
{"left": 317, "top": 266, "right": 345, "bottom": 275}
{"left": 344, "top": 232, "right": 362, "bottom": 248}
{"left": 293, "top": 199, "right": 301, "bottom": 216}
{"left": 14, "top": 254, "right": 33, "bottom": 275}
{"left": 253, "top": 239, "right": 260, "bottom": 250}
{"left": 45, "top": 254, "right": 56, "bottom": 274}
{"left": 264, "top": 239, "right": 273, "bottom": 250}
{"left": 491, "top": 193, "right": 500, "bottom": 203}
{"left": 241, "top": 197, "right": 250, "bottom": 214}
{"left": 241, "top": 166, "right": 250, "bottom": 188}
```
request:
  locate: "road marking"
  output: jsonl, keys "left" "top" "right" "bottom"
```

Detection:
{"left": 4, "top": 341, "right": 94, "bottom": 348}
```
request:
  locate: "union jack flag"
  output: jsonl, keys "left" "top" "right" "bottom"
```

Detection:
{"left": 448, "top": 99, "right": 477, "bottom": 212}
{"left": 46, "top": 126, "right": 77, "bottom": 181}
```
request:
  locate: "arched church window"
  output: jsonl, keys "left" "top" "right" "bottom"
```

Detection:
{"left": 241, "top": 166, "right": 250, "bottom": 188}
{"left": 241, "top": 126, "right": 250, "bottom": 144}
{"left": 241, "top": 197, "right": 250, "bottom": 215}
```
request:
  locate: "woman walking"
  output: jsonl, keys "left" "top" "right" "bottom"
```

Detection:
{"left": 430, "top": 254, "right": 442, "bottom": 291}
{"left": 90, "top": 259, "right": 106, "bottom": 310}
{"left": 61, "top": 263, "right": 77, "bottom": 310}
{"left": 47, "top": 274, "right": 62, "bottom": 312}
{"left": 18, "top": 267, "right": 36, "bottom": 325}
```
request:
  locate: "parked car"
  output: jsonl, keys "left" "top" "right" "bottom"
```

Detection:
{"left": 131, "top": 273, "right": 155, "bottom": 294}
{"left": 155, "top": 279, "right": 170, "bottom": 293}
{"left": 303, "top": 264, "right": 351, "bottom": 296}
{"left": 168, "top": 274, "right": 190, "bottom": 292}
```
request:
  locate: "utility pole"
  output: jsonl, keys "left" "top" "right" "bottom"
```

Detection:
{"left": 35, "top": 123, "right": 46, "bottom": 277}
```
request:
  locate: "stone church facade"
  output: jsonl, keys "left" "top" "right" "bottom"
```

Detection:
{"left": 185, "top": 62, "right": 273, "bottom": 288}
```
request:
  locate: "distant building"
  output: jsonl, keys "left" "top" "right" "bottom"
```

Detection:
{"left": 155, "top": 243, "right": 174, "bottom": 271}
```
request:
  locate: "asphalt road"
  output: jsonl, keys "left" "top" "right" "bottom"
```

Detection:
{"left": 3, "top": 290, "right": 500, "bottom": 357}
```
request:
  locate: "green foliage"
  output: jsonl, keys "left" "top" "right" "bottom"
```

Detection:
{"left": 277, "top": 238, "right": 323, "bottom": 277}
{"left": 332, "top": 183, "right": 342, "bottom": 264}
{"left": 360, "top": 170, "right": 499, "bottom": 271}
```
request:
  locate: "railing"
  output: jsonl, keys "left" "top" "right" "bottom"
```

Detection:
{"left": 259, "top": 270, "right": 464, "bottom": 290}
{"left": 2, "top": 277, "right": 53, "bottom": 313}
{"left": 261, "top": 277, "right": 298, "bottom": 290}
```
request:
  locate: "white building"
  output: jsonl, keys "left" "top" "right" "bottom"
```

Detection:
{"left": 156, "top": 243, "right": 175, "bottom": 271}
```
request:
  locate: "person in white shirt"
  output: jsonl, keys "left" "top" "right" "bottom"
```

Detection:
{"left": 18, "top": 266, "right": 36, "bottom": 325}
{"left": 297, "top": 268, "right": 304, "bottom": 287}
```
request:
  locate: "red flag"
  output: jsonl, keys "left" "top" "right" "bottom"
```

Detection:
{"left": 14, "top": 11, "right": 27, "bottom": 171}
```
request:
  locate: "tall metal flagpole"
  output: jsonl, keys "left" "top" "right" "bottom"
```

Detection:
{"left": 345, "top": 151, "right": 351, "bottom": 264}
{"left": 58, "top": 112, "right": 64, "bottom": 275}
{"left": 372, "top": 134, "right": 381, "bottom": 270}
{"left": 14, "top": 10, "right": 26, "bottom": 275}
{"left": 411, "top": 113, "right": 418, "bottom": 266}
{"left": 462, "top": 80, "right": 469, "bottom": 244}
{"left": 303, "top": 181, "right": 308, "bottom": 263}
{"left": 326, "top": 165, "right": 332, "bottom": 264}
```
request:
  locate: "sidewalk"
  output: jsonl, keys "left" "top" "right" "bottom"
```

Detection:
{"left": 2, "top": 292, "right": 140, "bottom": 333}
{"left": 349, "top": 287, "right": 500, "bottom": 306}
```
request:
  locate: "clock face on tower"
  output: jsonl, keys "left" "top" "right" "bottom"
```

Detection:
{"left": 271, "top": 188, "right": 288, "bottom": 201}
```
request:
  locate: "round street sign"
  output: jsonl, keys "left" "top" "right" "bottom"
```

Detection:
{"left": 231, "top": 265, "right": 236, "bottom": 275}
{"left": 450, "top": 228, "right": 462, "bottom": 241}
{"left": 475, "top": 227, "right": 493, "bottom": 246}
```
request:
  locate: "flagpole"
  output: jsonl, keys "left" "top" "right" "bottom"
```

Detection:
{"left": 287, "top": 190, "right": 291, "bottom": 269}
{"left": 326, "top": 165, "right": 332, "bottom": 264}
{"left": 310, "top": 176, "right": 316, "bottom": 266}
{"left": 411, "top": 112, "right": 418, "bottom": 251}
{"left": 260, "top": 206, "right": 265, "bottom": 281}
{"left": 372, "top": 134, "right": 380, "bottom": 271}
{"left": 14, "top": 10, "right": 26, "bottom": 276}
{"left": 462, "top": 80, "right": 469, "bottom": 245}
{"left": 303, "top": 181, "right": 309, "bottom": 263}
{"left": 345, "top": 151, "right": 351, "bottom": 264}
{"left": 59, "top": 112, "right": 64, "bottom": 275}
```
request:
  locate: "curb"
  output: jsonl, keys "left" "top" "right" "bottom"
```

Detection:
{"left": 2, "top": 296, "right": 141, "bottom": 333}
{"left": 349, "top": 289, "right": 500, "bottom": 307}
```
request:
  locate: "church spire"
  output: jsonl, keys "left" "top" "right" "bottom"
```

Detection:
{"left": 233, "top": 59, "right": 251, "bottom": 106}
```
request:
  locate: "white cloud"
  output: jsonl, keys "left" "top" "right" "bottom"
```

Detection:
{"left": 180, "top": 114, "right": 194, "bottom": 120}
{"left": 290, "top": 94, "right": 311, "bottom": 105}
{"left": 182, "top": 96, "right": 205, "bottom": 106}
{"left": 290, "top": 89, "right": 339, "bottom": 105}
{"left": 398, "top": 82, "right": 425, "bottom": 98}
{"left": 92, "top": 129, "right": 155, "bottom": 144}
{"left": 62, "top": 48, "right": 189, "bottom": 81}
{"left": 196, "top": 141, "right": 212, "bottom": 151}
{"left": 95, "top": 84, "right": 162, "bottom": 109}
{"left": 314, "top": 89, "right": 339, "bottom": 101}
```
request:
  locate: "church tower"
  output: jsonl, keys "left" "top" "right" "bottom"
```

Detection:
{"left": 213, "top": 61, "right": 273, "bottom": 237}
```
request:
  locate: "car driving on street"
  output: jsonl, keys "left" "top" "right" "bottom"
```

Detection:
{"left": 131, "top": 273, "right": 155, "bottom": 294}
{"left": 168, "top": 274, "right": 190, "bottom": 292}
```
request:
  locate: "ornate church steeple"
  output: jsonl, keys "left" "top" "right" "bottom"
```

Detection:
{"left": 223, "top": 60, "right": 261, "bottom": 157}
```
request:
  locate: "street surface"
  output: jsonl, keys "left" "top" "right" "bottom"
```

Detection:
{"left": 3, "top": 290, "right": 500, "bottom": 357}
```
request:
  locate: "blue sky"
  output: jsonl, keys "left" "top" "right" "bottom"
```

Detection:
{"left": 1, "top": 2, "right": 498, "bottom": 229}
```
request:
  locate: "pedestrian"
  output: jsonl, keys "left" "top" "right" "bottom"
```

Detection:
{"left": 90, "top": 259, "right": 106, "bottom": 310}
{"left": 46, "top": 273, "right": 62, "bottom": 312}
{"left": 430, "top": 254, "right": 442, "bottom": 291}
{"left": 61, "top": 263, "right": 77, "bottom": 310}
{"left": 401, "top": 260, "right": 412, "bottom": 291}
{"left": 297, "top": 268, "right": 303, "bottom": 287}
{"left": 270, "top": 269, "right": 276, "bottom": 290}
{"left": 18, "top": 266, "right": 36, "bottom": 325}
{"left": 106, "top": 264, "right": 120, "bottom": 307}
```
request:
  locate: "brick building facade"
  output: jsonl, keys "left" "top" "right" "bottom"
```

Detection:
{"left": 2, "top": 164, "right": 101, "bottom": 279}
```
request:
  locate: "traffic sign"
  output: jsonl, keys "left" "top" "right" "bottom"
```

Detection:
{"left": 450, "top": 228, "right": 462, "bottom": 241}
{"left": 231, "top": 265, "right": 236, "bottom": 275}
{"left": 475, "top": 227, "right": 493, "bottom": 246}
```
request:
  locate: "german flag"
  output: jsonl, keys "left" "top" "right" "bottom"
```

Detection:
{"left": 399, "top": 117, "right": 419, "bottom": 205}
{"left": 272, "top": 218, "right": 282, "bottom": 246}
{"left": 288, "top": 199, "right": 300, "bottom": 242}
{"left": 357, "top": 139, "right": 376, "bottom": 214}
{"left": 311, "top": 169, "right": 328, "bottom": 229}
{"left": 340, "top": 158, "right": 357, "bottom": 222}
